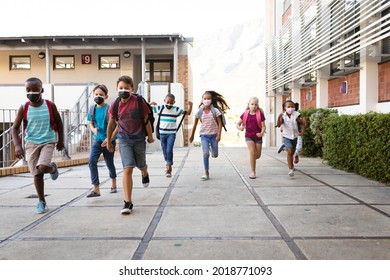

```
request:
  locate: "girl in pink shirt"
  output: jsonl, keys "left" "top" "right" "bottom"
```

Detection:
{"left": 189, "top": 91, "right": 229, "bottom": 180}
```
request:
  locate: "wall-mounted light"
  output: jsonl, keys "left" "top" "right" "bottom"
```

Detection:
{"left": 38, "top": 52, "right": 45, "bottom": 59}
{"left": 123, "top": 51, "right": 131, "bottom": 58}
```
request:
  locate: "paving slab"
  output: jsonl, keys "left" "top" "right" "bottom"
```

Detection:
{"left": 335, "top": 186, "right": 390, "bottom": 204}
{"left": 144, "top": 240, "right": 296, "bottom": 260}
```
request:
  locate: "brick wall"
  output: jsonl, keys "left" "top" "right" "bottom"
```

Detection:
{"left": 178, "top": 55, "right": 189, "bottom": 146}
{"left": 300, "top": 86, "right": 317, "bottom": 109}
{"left": 328, "top": 72, "right": 360, "bottom": 107}
{"left": 378, "top": 60, "right": 390, "bottom": 102}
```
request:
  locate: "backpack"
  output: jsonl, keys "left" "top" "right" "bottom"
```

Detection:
{"left": 242, "top": 108, "right": 264, "bottom": 128}
{"left": 22, "top": 99, "right": 58, "bottom": 137}
{"left": 88, "top": 103, "right": 110, "bottom": 123}
{"left": 155, "top": 105, "right": 187, "bottom": 140}
{"left": 196, "top": 104, "right": 227, "bottom": 131}
{"left": 112, "top": 95, "right": 155, "bottom": 133}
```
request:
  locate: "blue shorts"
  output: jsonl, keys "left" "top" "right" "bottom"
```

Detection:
{"left": 283, "top": 137, "right": 297, "bottom": 149}
{"left": 245, "top": 137, "right": 263, "bottom": 144}
{"left": 118, "top": 139, "right": 146, "bottom": 169}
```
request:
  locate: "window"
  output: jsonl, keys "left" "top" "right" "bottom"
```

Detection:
{"left": 54, "top": 55, "right": 75, "bottom": 69}
{"left": 145, "top": 60, "right": 172, "bottom": 82}
{"left": 9, "top": 56, "right": 31, "bottom": 70}
{"left": 99, "top": 55, "right": 120, "bottom": 69}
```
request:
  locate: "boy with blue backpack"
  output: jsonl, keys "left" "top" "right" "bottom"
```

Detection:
{"left": 86, "top": 84, "right": 118, "bottom": 198}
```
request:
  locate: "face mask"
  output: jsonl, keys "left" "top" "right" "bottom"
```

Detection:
{"left": 203, "top": 100, "right": 211, "bottom": 106}
{"left": 27, "top": 91, "right": 41, "bottom": 103}
{"left": 118, "top": 90, "right": 130, "bottom": 99}
{"left": 94, "top": 96, "right": 104, "bottom": 105}
{"left": 165, "top": 104, "right": 173, "bottom": 110}
{"left": 286, "top": 107, "right": 295, "bottom": 114}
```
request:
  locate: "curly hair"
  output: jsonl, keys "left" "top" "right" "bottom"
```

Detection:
{"left": 200, "top": 90, "right": 230, "bottom": 113}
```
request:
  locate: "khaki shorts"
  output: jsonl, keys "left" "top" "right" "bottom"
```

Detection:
{"left": 25, "top": 142, "right": 56, "bottom": 176}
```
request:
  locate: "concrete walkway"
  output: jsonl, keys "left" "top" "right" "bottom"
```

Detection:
{"left": 0, "top": 147, "right": 389, "bottom": 260}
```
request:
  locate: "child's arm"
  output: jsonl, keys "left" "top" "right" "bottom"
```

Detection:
{"left": 236, "top": 118, "right": 244, "bottom": 131}
{"left": 11, "top": 105, "right": 24, "bottom": 159}
{"left": 106, "top": 118, "right": 116, "bottom": 152}
{"left": 216, "top": 115, "right": 223, "bottom": 142}
{"left": 189, "top": 117, "right": 199, "bottom": 143}
{"left": 185, "top": 101, "right": 193, "bottom": 115}
{"left": 145, "top": 114, "right": 154, "bottom": 143}
{"left": 51, "top": 102, "right": 64, "bottom": 151}
{"left": 297, "top": 116, "right": 306, "bottom": 135}
{"left": 89, "top": 121, "right": 98, "bottom": 135}
{"left": 276, "top": 113, "right": 283, "bottom": 127}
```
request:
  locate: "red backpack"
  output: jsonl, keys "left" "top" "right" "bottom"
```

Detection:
{"left": 22, "top": 99, "right": 58, "bottom": 137}
{"left": 242, "top": 108, "right": 264, "bottom": 128}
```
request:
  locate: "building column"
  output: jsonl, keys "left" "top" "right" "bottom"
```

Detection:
{"left": 316, "top": 70, "right": 329, "bottom": 108}
{"left": 360, "top": 49, "right": 379, "bottom": 113}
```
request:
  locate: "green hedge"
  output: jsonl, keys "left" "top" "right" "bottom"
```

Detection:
{"left": 322, "top": 112, "right": 390, "bottom": 184}
{"left": 299, "top": 108, "right": 337, "bottom": 157}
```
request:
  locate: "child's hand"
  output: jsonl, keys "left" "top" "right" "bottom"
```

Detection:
{"left": 188, "top": 101, "right": 193, "bottom": 106}
{"left": 147, "top": 137, "right": 154, "bottom": 144}
{"left": 91, "top": 127, "right": 98, "bottom": 135}
{"left": 56, "top": 141, "right": 64, "bottom": 151}
{"left": 107, "top": 142, "right": 114, "bottom": 153}
{"left": 239, "top": 126, "right": 244, "bottom": 131}
{"left": 189, "top": 135, "right": 194, "bottom": 143}
{"left": 101, "top": 139, "right": 108, "bottom": 147}
{"left": 149, "top": 101, "right": 157, "bottom": 106}
{"left": 216, "top": 135, "right": 221, "bottom": 142}
{"left": 256, "top": 132, "right": 264, "bottom": 138}
{"left": 14, "top": 145, "right": 24, "bottom": 159}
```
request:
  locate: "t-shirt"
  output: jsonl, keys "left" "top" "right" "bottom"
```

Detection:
{"left": 196, "top": 108, "right": 221, "bottom": 135}
{"left": 281, "top": 111, "right": 300, "bottom": 140}
{"left": 108, "top": 95, "right": 150, "bottom": 142}
{"left": 88, "top": 104, "right": 109, "bottom": 142}
{"left": 153, "top": 105, "right": 184, "bottom": 135}
{"left": 25, "top": 101, "right": 56, "bottom": 144}
{"left": 240, "top": 111, "right": 266, "bottom": 140}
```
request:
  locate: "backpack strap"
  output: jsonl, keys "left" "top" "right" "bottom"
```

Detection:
{"left": 112, "top": 97, "right": 121, "bottom": 121}
{"left": 176, "top": 111, "right": 187, "bottom": 132}
{"left": 22, "top": 101, "right": 31, "bottom": 136}
{"left": 45, "top": 99, "right": 58, "bottom": 132}
{"left": 89, "top": 104, "right": 97, "bottom": 122}
{"left": 242, "top": 109, "right": 250, "bottom": 127}
{"left": 197, "top": 105, "right": 204, "bottom": 121}
{"left": 210, "top": 104, "right": 217, "bottom": 121}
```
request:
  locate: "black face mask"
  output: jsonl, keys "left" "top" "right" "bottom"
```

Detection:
{"left": 118, "top": 90, "right": 130, "bottom": 99}
{"left": 165, "top": 105, "right": 173, "bottom": 110}
{"left": 94, "top": 96, "right": 104, "bottom": 105}
{"left": 27, "top": 93, "right": 41, "bottom": 103}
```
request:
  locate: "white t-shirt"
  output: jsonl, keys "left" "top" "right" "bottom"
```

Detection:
{"left": 281, "top": 111, "right": 300, "bottom": 140}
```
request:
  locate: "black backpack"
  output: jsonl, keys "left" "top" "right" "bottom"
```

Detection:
{"left": 112, "top": 95, "right": 155, "bottom": 133}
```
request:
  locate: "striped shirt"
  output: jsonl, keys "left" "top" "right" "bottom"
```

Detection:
{"left": 154, "top": 105, "right": 184, "bottom": 135}
{"left": 196, "top": 108, "right": 221, "bottom": 135}
{"left": 25, "top": 100, "right": 56, "bottom": 144}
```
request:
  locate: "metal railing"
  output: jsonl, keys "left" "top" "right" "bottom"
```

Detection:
{"left": 0, "top": 85, "right": 93, "bottom": 168}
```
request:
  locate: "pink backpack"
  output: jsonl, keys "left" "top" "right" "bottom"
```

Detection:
{"left": 242, "top": 108, "right": 264, "bottom": 128}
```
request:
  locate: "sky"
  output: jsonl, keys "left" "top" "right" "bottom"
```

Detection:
{"left": 1, "top": 0, "right": 263, "bottom": 37}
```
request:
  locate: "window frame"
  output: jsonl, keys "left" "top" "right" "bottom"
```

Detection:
{"left": 53, "top": 55, "right": 75, "bottom": 70}
{"left": 145, "top": 60, "right": 173, "bottom": 82}
{"left": 9, "top": 55, "right": 31, "bottom": 70}
{"left": 98, "top": 55, "right": 120, "bottom": 69}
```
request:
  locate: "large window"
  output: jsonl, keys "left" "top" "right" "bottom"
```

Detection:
{"left": 99, "top": 55, "right": 120, "bottom": 69}
{"left": 9, "top": 56, "right": 31, "bottom": 70}
{"left": 54, "top": 55, "right": 75, "bottom": 69}
{"left": 145, "top": 60, "right": 172, "bottom": 82}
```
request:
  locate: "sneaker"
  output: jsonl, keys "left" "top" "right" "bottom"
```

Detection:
{"left": 165, "top": 171, "right": 172, "bottom": 178}
{"left": 288, "top": 169, "right": 295, "bottom": 177}
{"left": 277, "top": 144, "right": 285, "bottom": 154}
{"left": 201, "top": 175, "right": 210, "bottom": 181}
{"left": 50, "top": 162, "right": 59, "bottom": 180}
{"left": 36, "top": 201, "right": 47, "bottom": 214}
{"left": 142, "top": 173, "right": 150, "bottom": 188}
{"left": 121, "top": 201, "right": 133, "bottom": 215}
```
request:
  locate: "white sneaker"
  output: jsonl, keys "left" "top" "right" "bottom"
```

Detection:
{"left": 288, "top": 169, "right": 295, "bottom": 177}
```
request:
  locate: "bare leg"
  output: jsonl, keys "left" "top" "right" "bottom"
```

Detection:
{"left": 246, "top": 141, "right": 257, "bottom": 177}
{"left": 122, "top": 167, "right": 133, "bottom": 202}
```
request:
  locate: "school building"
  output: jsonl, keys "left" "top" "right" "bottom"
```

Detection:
{"left": 0, "top": 34, "right": 193, "bottom": 166}
{"left": 264, "top": 0, "right": 390, "bottom": 146}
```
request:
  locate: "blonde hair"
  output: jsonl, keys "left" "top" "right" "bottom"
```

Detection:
{"left": 246, "top": 96, "right": 259, "bottom": 110}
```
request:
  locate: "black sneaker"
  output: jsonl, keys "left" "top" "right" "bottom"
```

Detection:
{"left": 142, "top": 173, "right": 150, "bottom": 188}
{"left": 121, "top": 201, "right": 133, "bottom": 215}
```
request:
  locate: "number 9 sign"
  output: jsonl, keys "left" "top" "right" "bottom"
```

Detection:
{"left": 82, "top": 54, "right": 92, "bottom": 64}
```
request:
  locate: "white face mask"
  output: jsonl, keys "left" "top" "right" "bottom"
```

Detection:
{"left": 286, "top": 107, "right": 295, "bottom": 114}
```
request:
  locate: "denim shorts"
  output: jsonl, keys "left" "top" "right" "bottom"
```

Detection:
{"left": 245, "top": 137, "right": 263, "bottom": 144}
{"left": 118, "top": 139, "right": 146, "bottom": 169}
{"left": 283, "top": 137, "right": 297, "bottom": 149}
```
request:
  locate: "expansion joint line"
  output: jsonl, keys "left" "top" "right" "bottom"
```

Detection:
{"left": 223, "top": 149, "right": 307, "bottom": 260}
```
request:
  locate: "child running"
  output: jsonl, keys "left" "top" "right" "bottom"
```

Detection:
{"left": 11, "top": 77, "right": 64, "bottom": 213}
{"left": 86, "top": 84, "right": 118, "bottom": 197}
{"left": 151, "top": 94, "right": 193, "bottom": 177}
{"left": 189, "top": 90, "right": 229, "bottom": 180}
{"left": 236, "top": 96, "right": 266, "bottom": 179}
{"left": 277, "top": 100, "right": 305, "bottom": 177}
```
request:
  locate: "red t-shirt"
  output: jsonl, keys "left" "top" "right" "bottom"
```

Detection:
{"left": 109, "top": 95, "right": 150, "bottom": 140}
{"left": 240, "top": 111, "right": 265, "bottom": 141}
